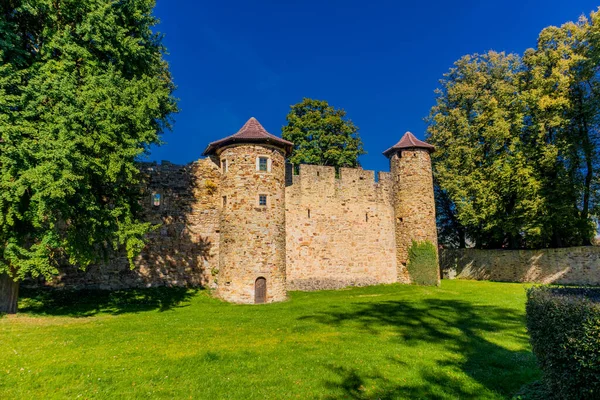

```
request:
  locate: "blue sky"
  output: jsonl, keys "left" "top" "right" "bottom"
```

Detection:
{"left": 148, "top": 0, "right": 599, "bottom": 173}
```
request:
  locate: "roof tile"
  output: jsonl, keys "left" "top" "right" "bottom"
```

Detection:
{"left": 203, "top": 117, "right": 293, "bottom": 156}
{"left": 383, "top": 132, "right": 435, "bottom": 157}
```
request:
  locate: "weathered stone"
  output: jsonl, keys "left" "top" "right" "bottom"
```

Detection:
{"left": 26, "top": 122, "right": 440, "bottom": 303}
{"left": 440, "top": 247, "right": 600, "bottom": 285}
{"left": 391, "top": 150, "right": 439, "bottom": 283}
{"left": 285, "top": 165, "right": 397, "bottom": 291}
{"left": 217, "top": 144, "right": 287, "bottom": 303}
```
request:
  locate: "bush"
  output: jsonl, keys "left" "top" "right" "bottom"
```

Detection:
{"left": 526, "top": 286, "right": 600, "bottom": 399}
{"left": 406, "top": 240, "right": 440, "bottom": 286}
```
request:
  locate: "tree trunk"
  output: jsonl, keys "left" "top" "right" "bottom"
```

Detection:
{"left": 576, "top": 88, "right": 593, "bottom": 246}
{"left": 0, "top": 273, "right": 19, "bottom": 314}
{"left": 458, "top": 228, "right": 466, "bottom": 249}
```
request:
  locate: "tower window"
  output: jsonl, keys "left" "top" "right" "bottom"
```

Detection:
{"left": 222, "top": 196, "right": 227, "bottom": 207}
{"left": 258, "top": 157, "right": 268, "bottom": 172}
{"left": 221, "top": 159, "right": 228, "bottom": 173}
{"left": 153, "top": 193, "right": 161, "bottom": 207}
{"left": 258, "top": 194, "right": 267, "bottom": 206}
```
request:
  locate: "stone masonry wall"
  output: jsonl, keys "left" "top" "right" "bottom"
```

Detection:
{"left": 38, "top": 159, "right": 222, "bottom": 290}
{"left": 31, "top": 152, "right": 439, "bottom": 295}
{"left": 440, "top": 247, "right": 600, "bottom": 285}
{"left": 216, "top": 144, "right": 287, "bottom": 303}
{"left": 285, "top": 164, "right": 398, "bottom": 291}
{"left": 391, "top": 149, "right": 439, "bottom": 283}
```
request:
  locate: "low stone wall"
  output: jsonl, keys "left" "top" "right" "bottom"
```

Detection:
{"left": 440, "top": 247, "right": 600, "bottom": 285}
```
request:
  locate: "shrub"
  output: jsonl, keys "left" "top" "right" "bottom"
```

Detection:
{"left": 526, "top": 286, "right": 600, "bottom": 399}
{"left": 406, "top": 240, "right": 440, "bottom": 286}
{"left": 205, "top": 180, "right": 218, "bottom": 195}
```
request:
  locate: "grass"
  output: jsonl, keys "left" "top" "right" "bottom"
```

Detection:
{"left": 0, "top": 280, "right": 540, "bottom": 399}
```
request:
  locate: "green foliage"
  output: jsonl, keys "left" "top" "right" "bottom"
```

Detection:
{"left": 0, "top": 0, "right": 177, "bottom": 281}
{"left": 1, "top": 281, "right": 539, "bottom": 398}
{"left": 282, "top": 98, "right": 365, "bottom": 170}
{"left": 428, "top": 10, "right": 600, "bottom": 249}
{"left": 526, "top": 286, "right": 600, "bottom": 399}
{"left": 406, "top": 240, "right": 440, "bottom": 286}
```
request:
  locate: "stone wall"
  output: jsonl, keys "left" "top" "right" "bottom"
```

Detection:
{"left": 285, "top": 164, "right": 398, "bottom": 291}
{"left": 216, "top": 144, "right": 287, "bottom": 303}
{"left": 390, "top": 149, "right": 438, "bottom": 283}
{"left": 39, "top": 159, "right": 222, "bottom": 290}
{"left": 440, "top": 247, "right": 600, "bottom": 285}
{"left": 32, "top": 155, "right": 439, "bottom": 295}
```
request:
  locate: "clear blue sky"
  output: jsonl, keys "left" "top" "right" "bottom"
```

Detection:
{"left": 148, "top": 0, "right": 599, "bottom": 173}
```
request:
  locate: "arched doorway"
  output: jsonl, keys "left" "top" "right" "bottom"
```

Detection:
{"left": 255, "top": 277, "right": 267, "bottom": 304}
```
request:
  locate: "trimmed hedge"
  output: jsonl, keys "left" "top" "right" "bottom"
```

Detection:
{"left": 526, "top": 287, "right": 600, "bottom": 399}
{"left": 406, "top": 240, "right": 440, "bottom": 286}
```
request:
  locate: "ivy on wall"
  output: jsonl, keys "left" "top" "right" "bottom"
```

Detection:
{"left": 407, "top": 240, "right": 439, "bottom": 286}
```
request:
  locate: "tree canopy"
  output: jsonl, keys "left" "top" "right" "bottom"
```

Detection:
{"left": 282, "top": 98, "right": 365, "bottom": 170}
{"left": 428, "top": 10, "right": 600, "bottom": 249}
{"left": 0, "top": 0, "right": 177, "bottom": 294}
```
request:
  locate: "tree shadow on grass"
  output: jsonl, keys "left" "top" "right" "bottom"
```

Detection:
{"left": 301, "top": 299, "right": 540, "bottom": 399}
{"left": 17, "top": 286, "right": 199, "bottom": 317}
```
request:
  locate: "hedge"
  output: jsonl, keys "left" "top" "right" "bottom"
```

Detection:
{"left": 406, "top": 240, "right": 439, "bottom": 286}
{"left": 525, "top": 286, "right": 600, "bottom": 399}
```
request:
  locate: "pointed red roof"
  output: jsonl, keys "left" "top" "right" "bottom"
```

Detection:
{"left": 383, "top": 132, "right": 435, "bottom": 158}
{"left": 203, "top": 117, "right": 294, "bottom": 156}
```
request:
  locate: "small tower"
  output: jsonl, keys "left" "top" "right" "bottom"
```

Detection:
{"left": 203, "top": 117, "right": 293, "bottom": 304}
{"left": 384, "top": 132, "right": 438, "bottom": 283}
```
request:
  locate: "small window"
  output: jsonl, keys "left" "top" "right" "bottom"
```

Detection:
{"left": 258, "top": 157, "right": 268, "bottom": 172}
{"left": 221, "top": 159, "right": 228, "bottom": 173}
{"left": 153, "top": 193, "right": 161, "bottom": 207}
{"left": 258, "top": 194, "right": 267, "bottom": 206}
{"left": 222, "top": 196, "right": 227, "bottom": 207}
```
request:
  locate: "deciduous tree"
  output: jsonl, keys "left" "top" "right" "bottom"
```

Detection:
{"left": 427, "top": 52, "right": 543, "bottom": 249}
{"left": 282, "top": 98, "right": 365, "bottom": 170}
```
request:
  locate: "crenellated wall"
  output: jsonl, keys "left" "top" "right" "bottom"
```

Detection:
{"left": 39, "top": 159, "right": 222, "bottom": 290}
{"left": 285, "top": 164, "right": 398, "bottom": 291}
{"left": 31, "top": 157, "right": 435, "bottom": 295}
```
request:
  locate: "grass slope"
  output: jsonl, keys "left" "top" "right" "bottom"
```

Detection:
{"left": 0, "top": 281, "right": 539, "bottom": 399}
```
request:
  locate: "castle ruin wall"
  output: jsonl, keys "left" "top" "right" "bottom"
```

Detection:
{"left": 38, "top": 159, "right": 222, "bottom": 290}
{"left": 285, "top": 164, "right": 398, "bottom": 291}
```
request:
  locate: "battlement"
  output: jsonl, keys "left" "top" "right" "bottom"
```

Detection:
{"left": 288, "top": 164, "right": 393, "bottom": 204}
{"left": 36, "top": 118, "right": 439, "bottom": 301}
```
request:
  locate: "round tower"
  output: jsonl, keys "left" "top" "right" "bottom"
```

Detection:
{"left": 383, "top": 132, "right": 438, "bottom": 283}
{"left": 203, "top": 117, "right": 293, "bottom": 304}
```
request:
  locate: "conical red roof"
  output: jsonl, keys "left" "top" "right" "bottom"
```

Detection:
{"left": 383, "top": 132, "right": 435, "bottom": 158}
{"left": 203, "top": 117, "right": 294, "bottom": 156}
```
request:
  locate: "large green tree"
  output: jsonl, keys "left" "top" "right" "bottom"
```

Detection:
{"left": 428, "top": 9, "right": 600, "bottom": 249}
{"left": 282, "top": 98, "right": 365, "bottom": 170}
{"left": 0, "top": 0, "right": 177, "bottom": 313}
{"left": 523, "top": 14, "right": 600, "bottom": 246}
{"left": 427, "top": 51, "right": 543, "bottom": 249}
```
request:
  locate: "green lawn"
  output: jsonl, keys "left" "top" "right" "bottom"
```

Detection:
{"left": 0, "top": 280, "right": 539, "bottom": 399}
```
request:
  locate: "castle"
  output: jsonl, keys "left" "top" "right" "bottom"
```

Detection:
{"left": 50, "top": 117, "right": 438, "bottom": 304}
